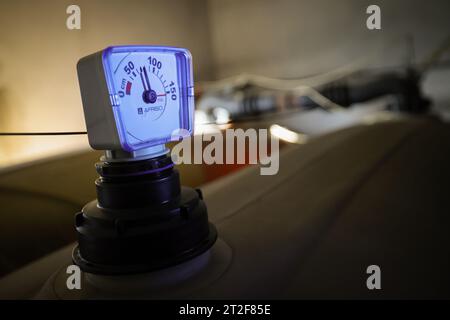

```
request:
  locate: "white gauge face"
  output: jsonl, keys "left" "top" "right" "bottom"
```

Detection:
{"left": 107, "top": 50, "right": 182, "bottom": 149}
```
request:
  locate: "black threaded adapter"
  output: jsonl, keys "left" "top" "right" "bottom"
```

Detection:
{"left": 72, "top": 155, "right": 217, "bottom": 275}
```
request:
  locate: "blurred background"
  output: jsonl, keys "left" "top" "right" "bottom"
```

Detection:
{"left": 0, "top": 0, "right": 449, "bottom": 167}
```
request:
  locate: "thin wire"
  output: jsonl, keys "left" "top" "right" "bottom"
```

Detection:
{"left": 1, "top": 38, "right": 405, "bottom": 137}
{"left": 4, "top": 38, "right": 409, "bottom": 137}
{"left": 0, "top": 109, "right": 314, "bottom": 137}
{"left": 198, "top": 35, "right": 409, "bottom": 91}
{"left": 0, "top": 131, "right": 87, "bottom": 136}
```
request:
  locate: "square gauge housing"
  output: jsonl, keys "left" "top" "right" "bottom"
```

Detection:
{"left": 77, "top": 46, "right": 194, "bottom": 152}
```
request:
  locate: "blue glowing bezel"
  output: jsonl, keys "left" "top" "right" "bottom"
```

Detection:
{"left": 101, "top": 45, "right": 194, "bottom": 152}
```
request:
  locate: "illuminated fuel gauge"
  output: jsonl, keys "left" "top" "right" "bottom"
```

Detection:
{"left": 77, "top": 45, "right": 194, "bottom": 152}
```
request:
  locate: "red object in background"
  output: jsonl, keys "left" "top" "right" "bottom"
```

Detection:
{"left": 204, "top": 162, "right": 248, "bottom": 182}
{"left": 202, "top": 129, "right": 281, "bottom": 183}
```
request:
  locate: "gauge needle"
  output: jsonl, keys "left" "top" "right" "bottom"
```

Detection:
{"left": 140, "top": 66, "right": 157, "bottom": 104}
{"left": 143, "top": 67, "right": 152, "bottom": 91}
{"left": 139, "top": 67, "right": 148, "bottom": 91}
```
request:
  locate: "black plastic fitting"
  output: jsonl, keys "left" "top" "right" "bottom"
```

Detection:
{"left": 72, "top": 155, "right": 217, "bottom": 275}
